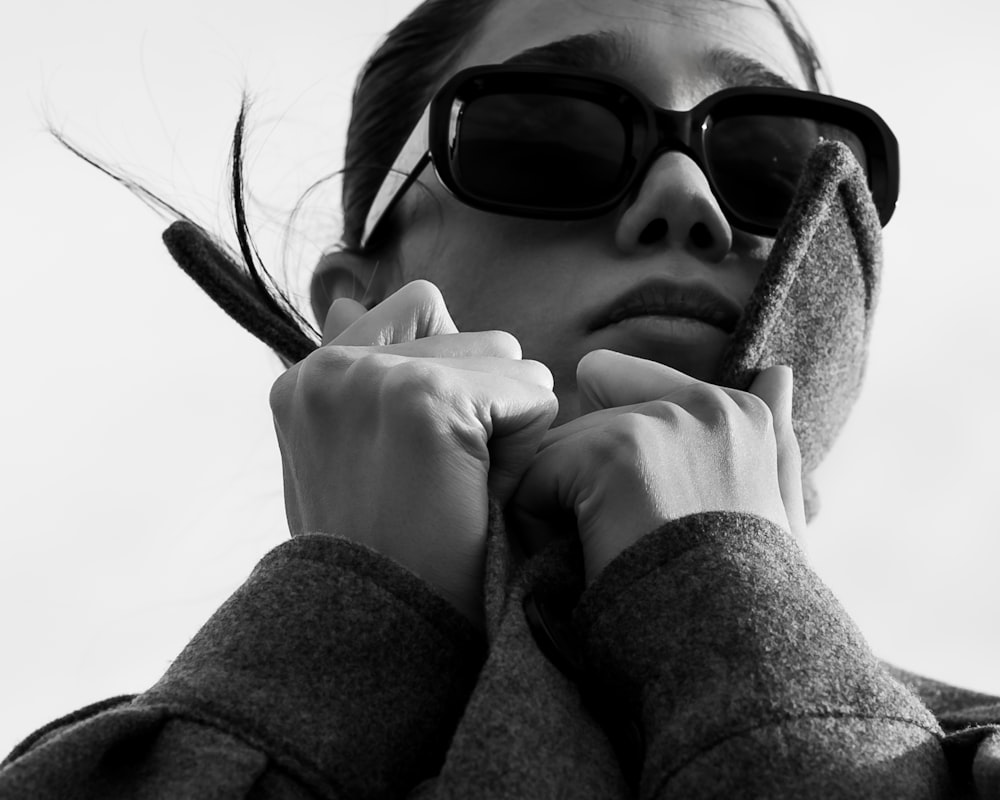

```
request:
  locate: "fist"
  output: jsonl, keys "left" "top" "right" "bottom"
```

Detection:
{"left": 507, "top": 350, "right": 805, "bottom": 585}
{"left": 269, "top": 280, "right": 558, "bottom": 626}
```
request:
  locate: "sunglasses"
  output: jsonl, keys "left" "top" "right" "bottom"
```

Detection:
{"left": 361, "top": 65, "right": 899, "bottom": 249}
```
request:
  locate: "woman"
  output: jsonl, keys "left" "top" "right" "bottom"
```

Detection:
{"left": 3, "top": 0, "right": 999, "bottom": 796}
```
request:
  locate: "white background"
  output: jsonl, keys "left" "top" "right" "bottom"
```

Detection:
{"left": 1, "top": 0, "right": 998, "bottom": 758}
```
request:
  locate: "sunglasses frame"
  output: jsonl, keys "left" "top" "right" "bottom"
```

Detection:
{"left": 361, "top": 64, "right": 899, "bottom": 249}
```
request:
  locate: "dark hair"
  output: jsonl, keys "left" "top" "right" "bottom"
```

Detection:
{"left": 236, "top": 0, "right": 825, "bottom": 344}
{"left": 761, "top": 0, "right": 826, "bottom": 93}
{"left": 340, "top": 0, "right": 501, "bottom": 252}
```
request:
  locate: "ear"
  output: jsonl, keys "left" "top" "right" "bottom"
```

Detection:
{"left": 309, "top": 249, "right": 400, "bottom": 328}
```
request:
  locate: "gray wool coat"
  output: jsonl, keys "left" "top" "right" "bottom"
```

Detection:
{"left": 3, "top": 143, "right": 999, "bottom": 798}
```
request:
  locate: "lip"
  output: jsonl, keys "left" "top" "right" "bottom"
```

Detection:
{"left": 589, "top": 278, "right": 743, "bottom": 334}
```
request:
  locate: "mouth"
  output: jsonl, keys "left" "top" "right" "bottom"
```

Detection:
{"left": 590, "top": 279, "right": 743, "bottom": 335}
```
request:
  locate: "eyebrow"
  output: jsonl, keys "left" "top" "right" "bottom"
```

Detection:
{"left": 502, "top": 30, "right": 799, "bottom": 92}
{"left": 706, "top": 47, "right": 798, "bottom": 90}
{"left": 503, "top": 30, "right": 633, "bottom": 73}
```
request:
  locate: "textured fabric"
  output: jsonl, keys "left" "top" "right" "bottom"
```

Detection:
{"left": 573, "top": 513, "right": 947, "bottom": 797}
{"left": 3, "top": 505, "right": 998, "bottom": 798}
{"left": 975, "top": 733, "right": 1000, "bottom": 797}
{"left": 720, "top": 141, "right": 882, "bottom": 519}
{"left": 3, "top": 143, "right": 999, "bottom": 798}
{"left": 162, "top": 222, "right": 319, "bottom": 365}
{"left": 425, "top": 503, "right": 631, "bottom": 798}
{"left": 1, "top": 535, "right": 486, "bottom": 799}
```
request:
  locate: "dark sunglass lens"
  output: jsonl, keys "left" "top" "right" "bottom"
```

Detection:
{"left": 455, "top": 93, "right": 628, "bottom": 209}
{"left": 705, "top": 115, "right": 868, "bottom": 229}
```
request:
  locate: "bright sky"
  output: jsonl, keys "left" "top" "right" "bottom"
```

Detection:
{"left": 1, "top": 0, "right": 998, "bottom": 758}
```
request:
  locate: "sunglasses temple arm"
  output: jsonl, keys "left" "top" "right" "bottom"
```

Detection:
{"left": 360, "top": 107, "right": 433, "bottom": 250}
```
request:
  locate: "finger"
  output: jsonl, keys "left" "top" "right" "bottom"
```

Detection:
{"left": 410, "top": 354, "right": 554, "bottom": 389}
{"left": 577, "top": 349, "right": 699, "bottom": 414}
{"left": 748, "top": 365, "right": 807, "bottom": 541}
{"left": 504, "top": 430, "right": 580, "bottom": 555}
{"left": 320, "top": 346, "right": 555, "bottom": 389}
{"left": 376, "top": 331, "right": 523, "bottom": 362}
{"left": 484, "top": 380, "right": 561, "bottom": 505}
{"left": 330, "top": 279, "right": 459, "bottom": 346}
{"left": 507, "top": 411, "right": 633, "bottom": 558}
{"left": 537, "top": 402, "right": 639, "bottom": 450}
{"left": 322, "top": 297, "right": 367, "bottom": 345}
{"left": 408, "top": 364, "right": 557, "bottom": 505}
{"left": 746, "top": 364, "right": 791, "bottom": 420}
{"left": 781, "top": 428, "right": 807, "bottom": 542}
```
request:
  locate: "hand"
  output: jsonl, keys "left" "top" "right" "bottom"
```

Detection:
{"left": 507, "top": 350, "right": 805, "bottom": 586}
{"left": 269, "top": 280, "right": 558, "bottom": 627}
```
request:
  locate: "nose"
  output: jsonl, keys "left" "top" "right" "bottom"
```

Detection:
{"left": 615, "top": 152, "right": 733, "bottom": 261}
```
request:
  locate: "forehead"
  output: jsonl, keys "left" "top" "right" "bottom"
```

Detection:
{"left": 455, "top": 0, "right": 807, "bottom": 103}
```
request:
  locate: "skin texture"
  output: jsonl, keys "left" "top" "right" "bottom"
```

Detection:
{"left": 316, "top": 0, "right": 810, "bottom": 425}
{"left": 280, "top": 0, "right": 809, "bottom": 623}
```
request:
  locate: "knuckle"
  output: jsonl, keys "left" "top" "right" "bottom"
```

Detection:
{"left": 292, "top": 347, "right": 393, "bottom": 414}
{"left": 677, "top": 384, "right": 775, "bottom": 434}
{"left": 678, "top": 383, "right": 734, "bottom": 423}
{"left": 378, "top": 358, "right": 448, "bottom": 416}
{"left": 280, "top": 347, "right": 453, "bottom": 426}
{"left": 296, "top": 347, "right": 355, "bottom": 405}
{"left": 693, "top": 383, "right": 732, "bottom": 406}
{"left": 596, "top": 412, "right": 655, "bottom": 461}
{"left": 344, "top": 351, "right": 399, "bottom": 384}
{"left": 302, "top": 344, "right": 356, "bottom": 378}
{"left": 642, "top": 397, "right": 681, "bottom": 422}
{"left": 736, "top": 391, "right": 775, "bottom": 430}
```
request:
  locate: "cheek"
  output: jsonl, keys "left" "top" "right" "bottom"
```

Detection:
{"left": 731, "top": 232, "right": 775, "bottom": 299}
{"left": 391, "top": 210, "right": 536, "bottom": 333}
{"left": 394, "top": 188, "right": 593, "bottom": 317}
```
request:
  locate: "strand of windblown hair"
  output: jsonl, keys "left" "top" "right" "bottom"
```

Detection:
{"left": 51, "top": 110, "right": 322, "bottom": 351}
{"left": 229, "top": 95, "right": 321, "bottom": 344}
{"left": 50, "top": 129, "right": 196, "bottom": 225}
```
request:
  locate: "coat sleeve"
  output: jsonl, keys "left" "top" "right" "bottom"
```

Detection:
{"left": 0, "top": 534, "right": 487, "bottom": 799}
{"left": 571, "top": 511, "right": 999, "bottom": 798}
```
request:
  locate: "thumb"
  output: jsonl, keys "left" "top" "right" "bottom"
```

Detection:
{"left": 748, "top": 365, "right": 807, "bottom": 542}
{"left": 577, "top": 349, "right": 697, "bottom": 414}
{"left": 322, "top": 297, "right": 368, "bottom": 344}
{"left": 324, "top": 280, "right": 460, "bottom": 346}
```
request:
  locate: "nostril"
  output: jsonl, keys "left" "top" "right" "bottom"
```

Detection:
{"left": 690, "top": 222, "right": 713, "bottom": 249}
{"left": 638, "top": 218, "right": 669, "bottom": 245}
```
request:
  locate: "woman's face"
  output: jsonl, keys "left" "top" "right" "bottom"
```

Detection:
{"left": 373, "top": 0, "right": 810, "bottom": 425}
